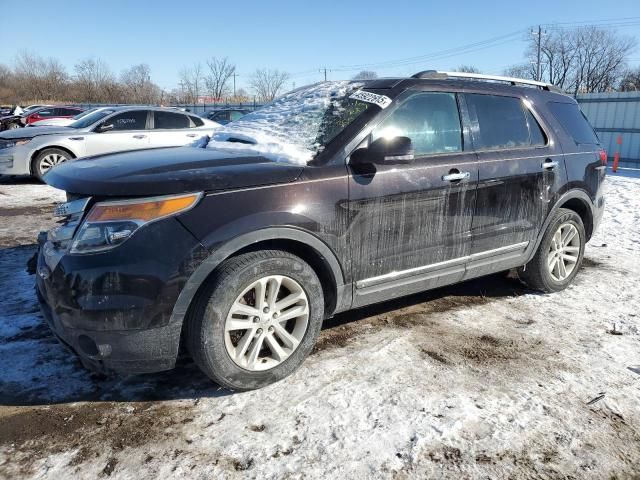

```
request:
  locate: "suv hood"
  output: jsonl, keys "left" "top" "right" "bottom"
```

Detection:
{"left": 0, "top": 125, "right": 73, "bottom": 139}
{"left": 44, "top": 146, "right": 305, "bottom": 197}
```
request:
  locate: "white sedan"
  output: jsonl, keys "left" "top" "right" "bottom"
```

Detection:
{"left": 0, "top": 107, "right": 220, "bottom": 179}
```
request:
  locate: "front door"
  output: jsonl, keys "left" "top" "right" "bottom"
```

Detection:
{"left": 463, "top": 93, "right": 562, "bottom": 271}
{"left": 84, "top": 110, "right": 150, "bottom": 156}
{"left": 347, "top": 91, "right": 478, "bottom": 306}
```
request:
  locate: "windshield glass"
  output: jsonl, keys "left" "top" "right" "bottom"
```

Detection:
{"left": 69, "top": 109, "right": 115, "bottom": 129}
{"left": 207, "top": 81, "right": 372, "bottom": 164}
{"left": 72, "top": 107, "right": 98, "bottom": 120}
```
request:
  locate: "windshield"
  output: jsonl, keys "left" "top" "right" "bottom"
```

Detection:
{"left": 69, "top": 109, "right": 115, "bottom": 129}
{"left": 207, "top": 81, "right": 372, "bottom": 164}
{"left": 72, "top": 107, "right": 98, "bottom": 120}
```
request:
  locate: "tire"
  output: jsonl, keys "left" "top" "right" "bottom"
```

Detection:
{"left": 31, "top": 148, "right": 71, "bottom": 181}
{"left": 186, "top": 250, "right": 324, "bottom": 391}
{"left": 518, "top": 208, "right": 586, "bottom": 293}
{"left": 6, "top": 122, "right": 20, "bottom": 130}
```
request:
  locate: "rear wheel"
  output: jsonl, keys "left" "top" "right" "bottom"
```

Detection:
{"left": 186, "top": 250, "right": 324, "bottom": 391}
{"left": 518, "top": 208, "right": 585, "bottom": 292}
{"left": 31, "top": 148, "right": 71, "bottom": 181}
{"left": 6, "top": 122, "right": 20, "bottom": 130}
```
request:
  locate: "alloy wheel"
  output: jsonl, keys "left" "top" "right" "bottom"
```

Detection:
{"left": 39, "top": 152, "right": 67, "bottom": 174}
{"left": 224, "top": 275, "right": 309, "bottom": 371}
{"left": 547, "top": 223, "right": 580, "bottom": 281}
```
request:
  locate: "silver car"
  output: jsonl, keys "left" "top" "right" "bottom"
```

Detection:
{"left": 0, "top": 107, "right": 220, "bottom": 179}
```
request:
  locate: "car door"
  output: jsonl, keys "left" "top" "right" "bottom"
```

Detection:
{"left": 463, "top": 92, "right": 563, "bottom": 274}
{"left": 148, "top": 110, "right": 206, "bottom": 148}
{"left": 84, "top": 110, "right": 150, "bottom": 156}
{"left": 347, "top": 90, "right": 478, "bottom": 306}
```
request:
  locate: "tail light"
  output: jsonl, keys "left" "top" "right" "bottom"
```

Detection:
{"left": 598, "top": 149, "right": 607, "bottom": 165}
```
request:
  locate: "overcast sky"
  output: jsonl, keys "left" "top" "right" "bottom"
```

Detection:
{"left": 1, "top": 0, "right": 639, "bottom": 91}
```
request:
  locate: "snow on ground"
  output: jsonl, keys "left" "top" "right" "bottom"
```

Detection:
{"left": 0, "top": 172, "right": 639, "bottom": 479}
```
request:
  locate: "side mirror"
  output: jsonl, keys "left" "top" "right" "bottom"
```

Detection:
{"left": 350, "top": 136, "right": 414, "bottom": 166}
{"left": 97, "top": 123, "right": 114, "bottom": 133}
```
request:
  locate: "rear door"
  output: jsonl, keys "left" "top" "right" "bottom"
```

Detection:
{"left": 348, "top": 90, "right": 478, "bottom": 305}
{"left": 84, "top": 110, "right": 150, "bottom": 156}
{"left": 464, "top": 92, "right": 563, "bottom": 274}
{"left": 149, "top": 110, "right": 208, "bottom": 148}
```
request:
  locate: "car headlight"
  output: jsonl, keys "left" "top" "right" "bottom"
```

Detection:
{"left": 70, "top": 192, "right": 202, "bottom": 254}
{"left": 0, "top": 138, "right": 30, "bottom": 149}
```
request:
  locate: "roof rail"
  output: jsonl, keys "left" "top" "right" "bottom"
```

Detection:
{"left": 411, "top": 70, "right": 563, "bottom": 93}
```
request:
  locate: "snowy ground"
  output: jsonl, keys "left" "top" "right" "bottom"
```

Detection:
{"left": 0, "top": 172, "right": 639, "bottom": 479}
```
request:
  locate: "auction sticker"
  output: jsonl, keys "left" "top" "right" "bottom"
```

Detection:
{"left": 350, "top": 90, "right": 392, "bottom": 109}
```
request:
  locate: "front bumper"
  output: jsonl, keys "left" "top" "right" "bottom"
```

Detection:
{"left": 35, "top": 217, "right": 209, "bottom": 375}
{"left": 0, "top": 144, "right": 32, "bottom": 176}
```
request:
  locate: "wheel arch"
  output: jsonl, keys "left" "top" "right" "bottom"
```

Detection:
{"left": 30, "top": 145, "right": 77, "bottom": 175}
{"left": 530, "top": 189, "right": 595, "bottom": 258}
{"left": 170, "top": 227, "right": 349, "bottom": 332}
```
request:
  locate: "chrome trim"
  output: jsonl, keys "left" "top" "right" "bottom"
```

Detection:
{"left": 355, "top": 242, "right": 529, "bottom": 289}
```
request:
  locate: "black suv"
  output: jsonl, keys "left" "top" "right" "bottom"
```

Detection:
{"left": 36, "top": 72, "right": 606, "bottom": 390}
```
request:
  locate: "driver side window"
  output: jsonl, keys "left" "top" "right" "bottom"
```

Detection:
{"left": 100, "top": 111, "right": 148, "bottom": 131}
{"left": 372, "top": 92, "right": 462, "bottom": 156}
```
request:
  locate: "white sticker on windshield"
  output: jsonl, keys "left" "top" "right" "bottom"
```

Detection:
{"left": 349, "top": 90, "right": 392, "bottom": 109}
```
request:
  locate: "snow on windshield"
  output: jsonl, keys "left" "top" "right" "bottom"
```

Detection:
{"left": 207, "top": 81, "right": 366, "bottom": 164}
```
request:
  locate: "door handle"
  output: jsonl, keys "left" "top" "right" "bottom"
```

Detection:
{"left": 132, "top": 134, "right": 146, "bottom": 139}
{"left": 186, "top": 133, "right": 197, "bottom": 137}
{"left": 442, "top": 171, "right": 470, "bottom": 182}
{"left": 542, "top": 159, "right": 559, "bottom": 170}
{"left": 68, "top": 136, "right": 84, "bottom": 141}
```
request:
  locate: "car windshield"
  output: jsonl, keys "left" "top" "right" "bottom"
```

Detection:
{"left": 72, "top": 108, "right": 98, "bottom": 120}
{"left": 69, "top": 109, "right": 115, "bottom": 129}
{"left": 207, "top": 81, "right": 373, "bottom": 164}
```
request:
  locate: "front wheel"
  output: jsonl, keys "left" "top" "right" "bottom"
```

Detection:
{"left": 518, "top": 208, "right": 586, "bottom": 292}
{"left": 31, "top": 148, "right": 71, "bottom": 181}
{"left": 6, "top": 122, "right": 20, "bottom": 130}
{"left": 186, "top": 250, "right": 324, "bottom": 391}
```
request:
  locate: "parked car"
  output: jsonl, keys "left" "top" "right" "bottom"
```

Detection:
{"left": 203, "top": 108, "right": 251, "bottom": 125}
{"left": 0, "top": 105, "right": 77, "bottom": 131}
{"left": 29, "top": 107, "right": 107, "bottom": 127}
{"left": 0, "top": 106, "right": 219, "bottom": 179}
{"left": 23, "top": 106, "right": 85, "bottom": 126}
{"left": 36, "top": 73, "right": 606, "bottom": 390}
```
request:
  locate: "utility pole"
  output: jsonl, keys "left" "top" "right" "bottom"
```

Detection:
{"left": 319, "top": 67, "right": 331, "bottom": 81}
{"left": 532, "top": 25, "right": 546, "bottom": 82}
{"left": 232, "top": 71, "right": 238, "bottom": 97}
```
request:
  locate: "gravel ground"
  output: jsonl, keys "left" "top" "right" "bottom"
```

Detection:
{"left": 0, "top": 172, "right": 639, "bottom": 479}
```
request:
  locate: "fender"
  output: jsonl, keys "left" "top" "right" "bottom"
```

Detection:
{"left": 168, "top": 227, "right": 348, "bottom": 327}
{"left": 527, "top": 188, "right": 595, "bottom": 262}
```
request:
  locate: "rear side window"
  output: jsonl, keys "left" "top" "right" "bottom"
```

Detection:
{"left": 372, "top": 92, "right": 462, "bottom": 156}
{"left": 466, "top": 94, "right": 530, "bottom": 149}
{"left": 154, "top": 111, "right": 190, "bottom": 129}
{"left": 524, "top": 109, "right": 547, "bottom": 146}
{"left": 189, "top": 115, "right": 204, "bottom": 127}
{"left": 547, "top": 102, "right": 599, "bottom": 145}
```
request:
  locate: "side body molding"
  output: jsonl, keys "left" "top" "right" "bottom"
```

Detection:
{"left": 168, "top": 227, "right": 349, "bottom": 327}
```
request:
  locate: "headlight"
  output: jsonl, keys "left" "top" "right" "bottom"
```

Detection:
{"left": 0, "top": 138, "right": 30, "bottom": 149}
{"left": 70, "top": 192, "right": 202, "bottom": 254}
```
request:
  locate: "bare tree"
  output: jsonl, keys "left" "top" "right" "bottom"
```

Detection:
{"left": 178, "top": 63, "right": 203, "bottom": 104}
{"left": 502, "top": 63, "right": 536, "bottom": 80}
{"left": 352, "top": 70, "right": 378, "bottom": 80}
{"left": 619, "top": 67, "right": 640, "bottom": 91}
{"left": 13, "top": 51, "right": 69, "bottom": 101}
{"left": 453, "top": 65, "right": 481, "bottom": 74}
{"left": 519, "top": 26, "right": 636, "bottom": 93}
{"left": 74, "top": 57, "right": 119, "bottom": 102}
{"left": 120, "top": 64, "right": 160, "bottom": 104}
{"left": 249, "top": 69, "right": 290, "bottom": 102}
{"left": 204, "top": 57, "right": 235, "bottom": 101}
